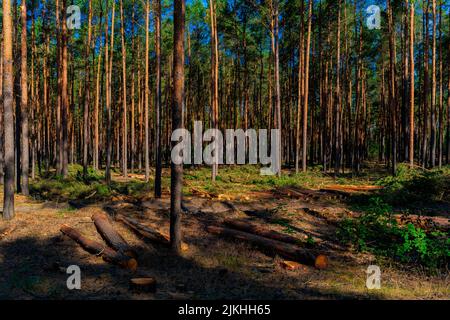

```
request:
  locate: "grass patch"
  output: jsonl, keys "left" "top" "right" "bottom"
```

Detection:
{"left": 30, "top": 164, "right": 152, "bottom": 202}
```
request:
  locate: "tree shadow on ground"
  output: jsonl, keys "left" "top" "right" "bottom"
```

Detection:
{"left": 0, "top": 233, "right": 383, "bottom": 300}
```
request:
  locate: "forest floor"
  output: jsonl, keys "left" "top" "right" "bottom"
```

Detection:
{"left": 0, "top": 164, "right": 448, "bottom": 300}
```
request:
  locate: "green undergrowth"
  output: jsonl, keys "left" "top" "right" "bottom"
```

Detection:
{"left": 183, "top": 165, "right": 338, "bottom": 196}
{"left": 30, "top": 164, "right": 152, "bottom": 202}
{"left": 338, "top": 196, "right": 449, "bottom": 270}
{"left": 374, "top": 164, "right": 450, "bottom": 206}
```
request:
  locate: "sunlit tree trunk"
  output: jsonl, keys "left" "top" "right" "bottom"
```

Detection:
{"left": 83, "top": 0, "right": 93, "bottom": 178}
{"left": 20, "top": 0, "right": 29, "bottom": 194}
{"left": 2, "top": 0, "right": 15, "bottom": 219}
{"left": 154, "top": 0, "right": 163, "bottom": 197}
{"left": 144, "top": 0, "right": 150, "bottom": 182}
{"left": 171, "top": 0, "right": 185, "bottom": 254}
{"left": 302, "top": 0, "right": 312, "bottom": 172}
{"left": 209, "top": 0, "right": 219, "bottom": 181}
{"left": 430, "top": 0, "right": 436, "bottom": 167}
{"left": 409, "top": 1, "right": 415, "bottom": 168}
{"left": 120, "top": 0, "right": 128, "bottom": 178}
{"left": 105, "top": 1, "right": 115, "bottom": 184}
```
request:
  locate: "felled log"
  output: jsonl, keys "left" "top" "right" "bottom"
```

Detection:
{"left": 116, "top": 215, "right": 170, "bottom": 245}
{"left": 92, "top": 211, "right": 136, "bottom": 257}
{"left": 223, "top": 218, "right": 300, "bottom": 245}
{"left": 0, "top": 225, "right": 17, "bottom": 240}
{"left": 207, "top": 225, "right": 326, "bottom": 268}
{"left": 117, "top": 215, "right": 189, "bottom": 251}
{"left": 60, "top": 224, "right": 137, "bottom": 271}
{"left": 279, "top": 260, "right": 304, "bottom": 271}
{"left": 324, "top": 184, "right": 383, "bottom": 192}
{"left": 320, "top": 185, "right": 383, "bottom": 197}
{"left": 129, "top": 278, "right": 156, "bottom": 293}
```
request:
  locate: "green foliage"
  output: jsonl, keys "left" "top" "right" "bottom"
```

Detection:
{"left": 30, "top": 165, "right": 151, "bottom": 202}
{"left": 338, "top": 197, "right": 450, "bottom": 269}
{"left": 397, "top": 224, "right": 450, "bottom": 268}
{"left": 375, "top": 164, "right": 450, "bottom": 206}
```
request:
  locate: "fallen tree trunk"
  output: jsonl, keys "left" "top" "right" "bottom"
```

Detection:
{"left": 207, "top": 225, "right": 327, "bottom": 268}
{"left": 116, "top": 215, "right": 170, "bottom": 245}
{"left": 223, "top": 218, "right": 300, "bottom": 245}
{"left": 323, "top": 184, "right": 384, "bottom": 192}
{"left": 60, "top": 224, "right": 138, "bottom": 271}
{"left": 116, "top": 215, "right": 188, "bottom": 251}
{"left": 92, "top": 211, "right": 136, "bottom": 257}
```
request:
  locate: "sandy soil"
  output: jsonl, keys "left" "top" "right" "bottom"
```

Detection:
{"left": 0, "top": 184, "right": 448, "bottom": 300}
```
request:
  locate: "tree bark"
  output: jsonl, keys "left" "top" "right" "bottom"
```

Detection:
{"left": 2, "top": 0, "right": 15, "bottom": 219}
{"left": 154, "top": 0, "right": 162, "bottom": 197}
{"left": 61, "top": 0, "right": 69, "bottom": 178}
{"left": 105, "top": 1, "right": 115, "bottom": 184}
{"left": 409, "top": 1, "right": 415, "bottom": 168}
{"left": 120, "top": 0, "right": 128, "bottom": 178}
{"left": 171, "top": 0, "right": 185, "bottom": 253}
{"left": 144, "top": 0, "right": 150, "bottom": 182}
{"left": 20, "top": 0, "right": 29, "bottom": 195}
{"left": 83, "top": 0, "right": 93, "bottom": 178}
{"left": 223, "top": 218, "right": 301, "bottom": 245}
{"left": 207, "top": 225, "right": 323, "bottom": 267}
{"left": 60, "top": 224, "right": 137, "bottom": 270}
{"left": 302, "top": 0, "right": 312, "bottom": 172}
{"left": 92, "top": 211, "right": 136, "bottom": 257}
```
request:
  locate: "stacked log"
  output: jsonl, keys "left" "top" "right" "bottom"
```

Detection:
{"left": 92, "top": 211, "right": 136, "bottom": 257}
{"left": 60, "top": 224, "right": 138, "bottom": 271}
{"left": 206, "top": 225, "right": 327, "bottom": 268}
{"left": 223, "top": 218, "right": 300, "bottom": 245}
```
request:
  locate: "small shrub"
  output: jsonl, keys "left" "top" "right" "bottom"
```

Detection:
{"left": 338, "top": 197, "right": 449, "bottom": 270}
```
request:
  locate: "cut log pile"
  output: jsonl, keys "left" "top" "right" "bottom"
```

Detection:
{"left": 60, "top": 211, "right": 174, "bottom": 292}
{"left": 275, "top": 187, "right": 331, "bottom": 201}
{"left": 207, "top": 220, "right": 328, "bottom": 269}
{"left": 223, "top": 218, "right": 300, "bottom": 245}
{"left": 60, "top": 224, "right": 138, "bottom": 271}
{"left": 116, "top": 214, "right": 189, "bottom": 251}
{"left": 92, "top": 211, "right": 137, "bottom": 258}
{"left": 116, "top": 214, "right": 170, "bottom": 245}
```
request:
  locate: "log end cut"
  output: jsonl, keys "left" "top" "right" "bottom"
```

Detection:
{"left": 125, "top": 258, "right": 138, "bottom": 272}
{"left": 314, "top": 254, "right": 328, "bottom": 270}
{"left": 130, "top": 277, "right": 156, "bottom": 293}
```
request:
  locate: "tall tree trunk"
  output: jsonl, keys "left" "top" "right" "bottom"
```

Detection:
{"left": 130, "top": 5, "right": 135, "bottom": 173}
{"left": 0, "top": 31, "right": 4, "bottom": 184}
{"left": 120, "top": 0, "right": 128, "bottom": 178}
{"left": 430, "top": 0, "right": 436, "bottom": 167}
{"left": 302, "top": 0, "right": 312, "bottom": 172}
{"left": 409, "top": 1, "right": 415, "bottom": 168}
{"left": 144, "top": 0, "right": 150, "bottom": 182}
{"left": 295, "top": 0, "right": 304, "bottom": 174}
{"left": 56, "top": 0, "right": 62, "bottom": 175}
{"left": 2, "top": 0, "right": 15, "bottom": 219}
{"left": 83, "top": 0, "right": 93, "bottom": 178}
{"left": 209, "top": 0, "right": 219, "bottom": 181}
{"left": 61, "top": 0, "right": 69, "bottom": 178}
{"left": 171, "top": 0, "right": 185, "bottom": 253}
{"left": 273, "top": 0, "right": 281, "bottom": 177}
{"left": 387, "top": 0, "right": 397, "bottom": 174}
{"left": 437, "top": 3, "right": 443, "bottom": 168}
{"left": 105, "top": 1, "right": 115, "bottom": 184}
{"left": 20, "top": 0, "right": 29, "bottom": 195}
{"left": 334, "top": 0, "right": 342, "bottom": 176}
{"left": 154, "top": 0, "right": 162, "bottom": 197}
